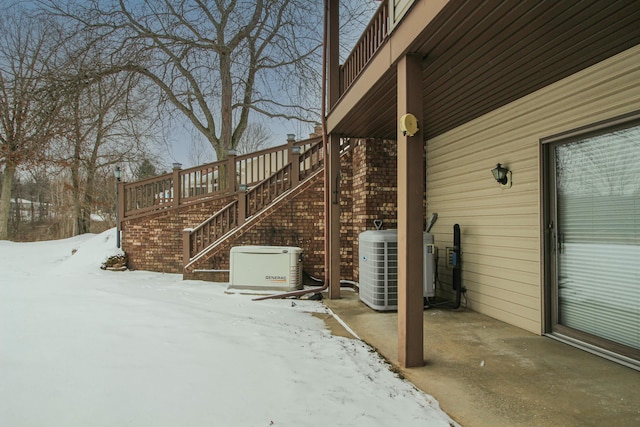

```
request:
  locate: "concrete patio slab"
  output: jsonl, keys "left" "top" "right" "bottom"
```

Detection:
{"left": 323, "top": 290, "right": 640, "bottom": 427}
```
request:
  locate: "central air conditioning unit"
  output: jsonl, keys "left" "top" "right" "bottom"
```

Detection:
{"left": 358, "top": 230, "right": 435, "bottom": 311}
{"left": 229, "top": 246, "right": 303, "bottom": 291}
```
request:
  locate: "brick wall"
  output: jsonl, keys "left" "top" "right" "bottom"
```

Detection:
{"left": 122, "top": 195, "right": 235, "bottom": 273}
{"left": 350, "top": 139, "right": 399, "bottom": 282}
{"left": 123, "top": 139, "right": 421, "bottom": 284}
{"left": 185, "top": 168, "right": 327, "bottom": 281}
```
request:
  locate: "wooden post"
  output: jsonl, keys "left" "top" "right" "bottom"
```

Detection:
{"left": 172, "top": 164, "right": 182, "bottom": 207}
{"left": 237, "top": 186, "right": 247, "bottom": 226}
{"left": 397, "top": 54, "right": 425, "bottom": 368}
{"left": 227, "top": 151, "right": 237, "bottom": 193}
{"left": 328, "top": 133, "right": 341, "bottom": 299}
{"left": 182, "top": 228, "right": 192, "bottom": 268}
{"left": 290, "top": 144, "right": 300, "bottom": 188}
{"left": 326, "top": 0, "right": 341, "bottom": 299}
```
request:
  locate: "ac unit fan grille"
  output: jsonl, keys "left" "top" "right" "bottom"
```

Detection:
{"left": 359, "top": 230, "right": 435, "bottom": 311}
{"left": 360, "top": 240, "right": 398, "bottom": 310}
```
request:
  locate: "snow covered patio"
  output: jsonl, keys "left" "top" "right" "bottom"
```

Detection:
{"left": 0, "top": 230, "right": 456, "bottom": 426}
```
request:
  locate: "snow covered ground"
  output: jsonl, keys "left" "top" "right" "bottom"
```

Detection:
{"left": 0, "top": 229, "right": 457, "bottom": 426}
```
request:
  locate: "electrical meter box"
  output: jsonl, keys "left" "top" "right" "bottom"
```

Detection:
{"left": 229, "top": 246, "right": 303, "bottom": 291}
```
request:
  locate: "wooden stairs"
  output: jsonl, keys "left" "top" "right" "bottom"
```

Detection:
{"left": 117, "top": 136, "right": 351, "bottom": 277}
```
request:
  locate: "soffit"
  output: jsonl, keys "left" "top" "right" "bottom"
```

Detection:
{"left": 327, "top": 0, "right": 640, "bottom": 140}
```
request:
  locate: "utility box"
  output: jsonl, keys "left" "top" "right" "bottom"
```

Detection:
{"left": 229, "top": 246, "right": 303, "bottom": 291}
{"left": 359, "top": 230, "right": 435, "bottom": 311}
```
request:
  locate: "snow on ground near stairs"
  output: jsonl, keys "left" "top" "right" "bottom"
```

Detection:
{"left": 0, "top": 228, "right": 458, "bottom": 427}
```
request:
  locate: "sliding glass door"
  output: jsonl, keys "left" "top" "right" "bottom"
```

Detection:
{"left": 547, "top": 121, "right": 640, "bottom": 362}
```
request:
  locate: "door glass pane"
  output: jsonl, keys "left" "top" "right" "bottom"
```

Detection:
{"left": 555, "top": 124, "right": 640, "bottom": 350}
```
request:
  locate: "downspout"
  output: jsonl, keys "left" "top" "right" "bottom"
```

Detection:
{"left": 254, "top": 0, "right": 331, "bottom": 301}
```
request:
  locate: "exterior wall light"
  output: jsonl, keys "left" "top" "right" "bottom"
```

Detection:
{"left": 491, "top": 163, "right": 512, "bottom": 188}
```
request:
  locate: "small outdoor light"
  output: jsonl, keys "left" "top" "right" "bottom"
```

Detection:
{"left": 491, "top": 163, "right": 512, "bottom": 188}
{"left": 228, "top": 149, "right": 237, "bottom": 156}
{"left": 291, "top": 145, "right": 302, "bottom": 154}
{"left": 172, "top": 162, "right": 182, "bottom": 170}
{"left": 238, "top": 183, "right": 248, "bottom": 192}
{"left": 114, "top": 166, "right": 121, "bottom": 248}
{"left": 286, "top": 133, "right": 296, "bottom": 142}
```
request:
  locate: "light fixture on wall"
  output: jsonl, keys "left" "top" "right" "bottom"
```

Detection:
{"left": 491, "top": 163, "right": 512, "bottom": 189}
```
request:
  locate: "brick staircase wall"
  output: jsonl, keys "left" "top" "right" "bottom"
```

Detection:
{"left": 185, "top": 165, "right": 328, "bottom": 282}
{"left": 122, "top": 138, "right": 411, "bottom": 282}
{"left": 122, "top": 195, "right": 235, "bottom": 273}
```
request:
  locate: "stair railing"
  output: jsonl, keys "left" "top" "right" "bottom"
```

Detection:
{"left": 182, "top": 200, "right": 239, "bottom": 267}
{"left": 183, "top": 137, "right": 326, "bottom": 267}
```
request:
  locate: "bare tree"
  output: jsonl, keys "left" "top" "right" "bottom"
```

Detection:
{"left": 0, "top": 12, "right": 64, "bottom": 240}
{"left": 50, "top": 34, "right": 162, "bottom": 235}
{"left": 43, "top": 0, "right": 324, "bottom": 162}
{"left": 187, "top": 133, "right": 215, "bottom": 167}
{"left": 235, "top": 122, "right": 273, "bottom": 155}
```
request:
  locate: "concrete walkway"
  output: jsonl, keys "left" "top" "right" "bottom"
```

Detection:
{"left": 322, "top": 291, "right": 640, "bottom": 427}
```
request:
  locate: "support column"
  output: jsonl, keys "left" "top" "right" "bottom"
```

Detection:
{"left": 327, "top": 133, "right": 341, "bottom": 299}
{"left": 326, "top": 0, "right": 341, "bottom": 298}
{"left": 397, "top": 54, "right": 424, "bottom": 368}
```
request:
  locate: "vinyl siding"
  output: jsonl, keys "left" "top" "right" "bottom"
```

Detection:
{"left": 426, "top": 44, "right": 640, "bottom": 334}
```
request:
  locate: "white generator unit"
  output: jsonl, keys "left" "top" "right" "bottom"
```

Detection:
{"left": 359, "top": 230, "right": 435, "bottom": 311}
{"left": 229, "top": 246, "right": 303, "bottom": 291}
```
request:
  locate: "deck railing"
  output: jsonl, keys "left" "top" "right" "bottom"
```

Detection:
{"left": 119, "top": 137, "right": 321, "bottom": 221}
{"left": 340, "top": 1, "right": 389, "bottom": 93}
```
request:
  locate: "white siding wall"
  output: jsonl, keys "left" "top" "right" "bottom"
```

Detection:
{"left": 426, "top": 45, "right": 640, "bottom": 334}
